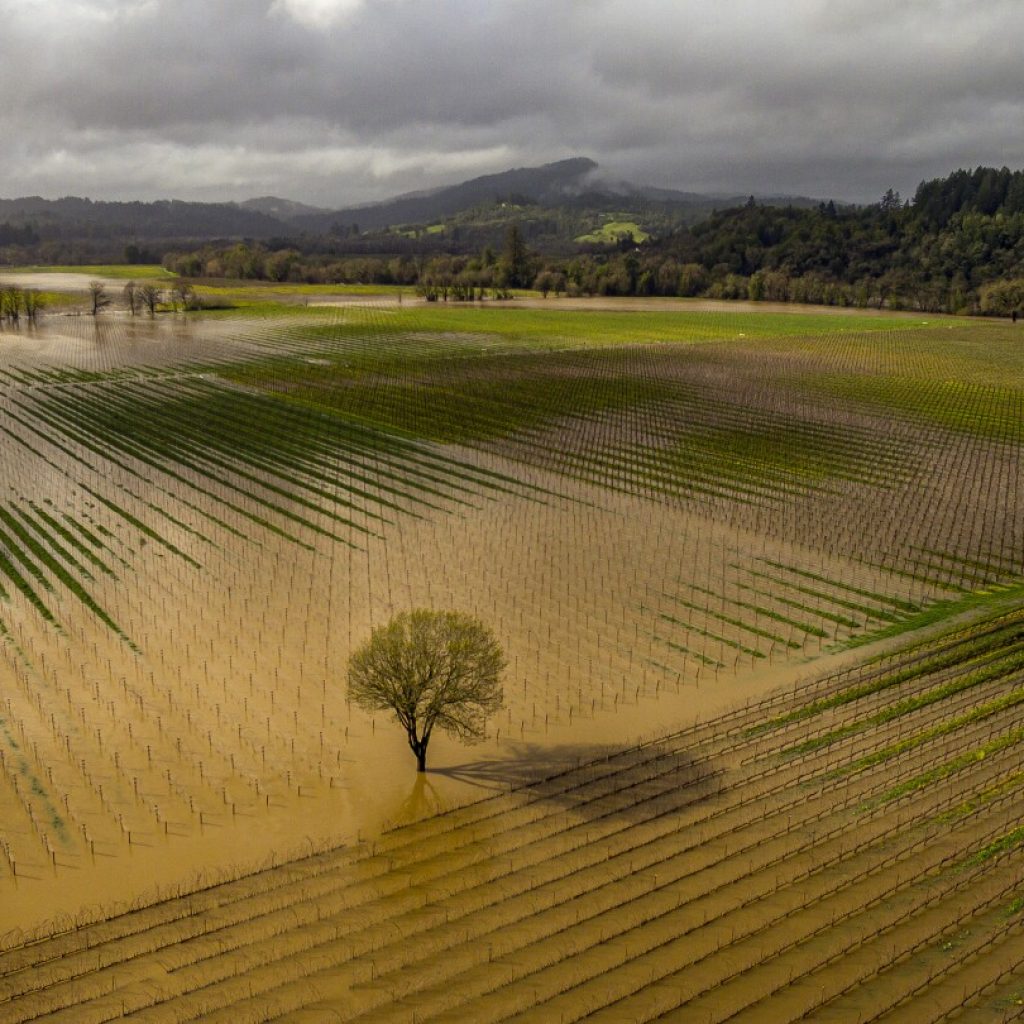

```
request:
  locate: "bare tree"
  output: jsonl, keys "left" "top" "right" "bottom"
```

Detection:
{"left": 171, "top": 281, "right": 197, "bottom": 311}
{"left": 123, "top": 280, "right": 139, "bottom": 316}
{"left": 139, "top": 284, "right": 161, "bottom": 315}
{"left": 88, "top": 281, "right": 111, "bottom": 316}
{"left": 348, "top": 609, "right": 505, "bottom": 771}
{"left": 22, "top": 289, "right": 44, "bottom": 321}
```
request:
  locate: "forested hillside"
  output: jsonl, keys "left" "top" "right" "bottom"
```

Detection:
{"left": 647, "top": 167, "right": 1024, "bottom": 312}
{"left": 155, "top": 167, "right": 1024, "bottom": 315}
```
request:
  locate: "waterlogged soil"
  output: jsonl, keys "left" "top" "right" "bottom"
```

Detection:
{"left": 499, "top": 294, "right": 955, "bottom": 318}
{"left": 0, "top": 311, "right": 268, "bottom": 371}
{"left": 0, "top": 447, "right": 879, "bottom": 938}
{"left": 0, "top": 308, "right": 1016, "bottom": 949}
{"left": 1, "top": 611, "right": 1022, "bottom": 1022}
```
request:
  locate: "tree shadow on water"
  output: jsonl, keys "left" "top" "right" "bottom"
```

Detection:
{"left": 433, "top": 742, "right": 620, "bottom": 791}
{"left": 429, "top": 739, "right": 722, "bottom": 827}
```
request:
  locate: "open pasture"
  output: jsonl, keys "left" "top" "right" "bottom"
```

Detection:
{"left": 0, "top": 295, "right": 1020, "bottom": 1013}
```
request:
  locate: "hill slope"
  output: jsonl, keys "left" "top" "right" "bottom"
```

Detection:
{"left": 291, "top": 157, "right": 603, "bottom": 232}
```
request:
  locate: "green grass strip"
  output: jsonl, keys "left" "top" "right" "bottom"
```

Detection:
{"left": 751, "top": 622, "right": 1024, "bottom": 736}
{"left": 28, "top": 503, "right": 117, "bottom": 577}
{"left": 687, "top": 582, "right": 829, "bottom": 639}
{"left": 746, "top": 565, "right": 904, "bottom": 622}
{"left": 1003, "top": 892, "right": 1024, "bottom": 917}
{"left": 733, "top": 572, "right": 864, "bottom": 628}
{"left": 134, "top": 493, "right": 217, "bottom": 549}
{"left": 0, "top": 506, "right": 133, "bottom": 647}
{"left": 842, "top": 686, "right": 1024, "bottom": 776}
{"left": 12, "top": 505, "right": 100, "bottom": 582}
{"left": 787, "top": 647, "right": 1024, "bottom": 756}
{"left": 965, "top": 821, "right": 1024, "bottom": 866}
{"left": 758, "top": 558, "right": 921, "bottom": 612}
{"left": 657, "top": 612, "right": 766, "bottom": 659}
{"left": 661, "top": 591, "right": 800, "bottom": 648}
{"left": 59, "top": 512, "right": 129, "bottom": 564}
{"left": 866, "top": 727, "right": 1024, "bottom": 808}
{"left": 80, "top": 487, "right": 203, "bottom": 569}
{"left": 2, "top": 405, "right": 99, "bottom": 472}
{"left": 837, "top": 581, "right": 1024, "bottom": 651}
{"left": 651, "top": 635, "right": 723, "bottom": 668}
{"left": 0, "top": 541, "right": 57, "bottom": 624}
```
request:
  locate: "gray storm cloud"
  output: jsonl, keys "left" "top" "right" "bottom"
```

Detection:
{"left": 0, "top": 0, "right": 1022, "bottom": 205}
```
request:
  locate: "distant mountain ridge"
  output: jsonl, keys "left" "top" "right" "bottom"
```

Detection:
{"left": 0, "top": 195, "right": 289, "bottom": 242}
{"left": 289, "top": 157, "right": 606, "bottom": 232}
{"left": 0, "top": 158, "right": 832, "bottom": 260}
{"left": 287, "top": 158, "right": 827, "bottom": 233}
{"left": 236, "top": 196, "right": 329, "bottom": 220}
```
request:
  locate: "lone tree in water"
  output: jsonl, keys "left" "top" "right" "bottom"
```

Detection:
{"left": 348, "top": 609, "right": 505, "bottom": 771}
{"left": 88, "top": 281, "right": 111, "bottom": 316}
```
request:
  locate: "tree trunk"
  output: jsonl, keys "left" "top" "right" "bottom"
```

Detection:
{"left": 408, "top": 734, "right": 428, "bottom": 772}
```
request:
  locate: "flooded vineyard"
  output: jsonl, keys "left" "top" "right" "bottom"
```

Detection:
{"left": 0, "top": 301, "right": 1021, "bottom": 1019}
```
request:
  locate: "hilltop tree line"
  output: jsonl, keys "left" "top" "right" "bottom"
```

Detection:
{"left": 645, "top": 167, "right": 1024, "bottom": 313}
{"left": 0, "top": 222, "right": 39, "bottom": 246}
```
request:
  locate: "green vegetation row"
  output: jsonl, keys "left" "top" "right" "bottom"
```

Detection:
{"left": 0, "top": 497, "right": 130, "bottom": 644}
{"left": 15, "top": 374, "right": 545, "bottom": 552}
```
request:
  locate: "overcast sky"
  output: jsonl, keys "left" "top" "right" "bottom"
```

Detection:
{"left": 1, "top": 0, "right": 1022, "bottom": 207}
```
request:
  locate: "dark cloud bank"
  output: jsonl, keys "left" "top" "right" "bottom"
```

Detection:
{"left": 1, "top": 0, "right": 1022, "bottom": 206}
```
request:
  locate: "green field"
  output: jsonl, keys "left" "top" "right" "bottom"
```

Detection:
{"left": 575, "top": 218, "right": 651, "bottom": 244}
{"left": 5, "top": 263, "right": 174, "bottom": 279}
{"left": 226, "top": 301, "right": 958, "bottom": 349}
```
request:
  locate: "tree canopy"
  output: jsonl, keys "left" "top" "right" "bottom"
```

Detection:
{"left": 348, "top": 609, "right": 505, "bottom": 771}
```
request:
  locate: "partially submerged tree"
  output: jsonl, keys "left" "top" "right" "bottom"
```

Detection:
{"left": 170, "top": 281, "right": 198, "bottom": 311}
{"left": 88, "top": 281, "right": 111, "bottom": 316}
{"left": 0, "top": 285, "right": 22, "bottom": 321}
{"left": 123, "top": 280, "right": 139, "bottom": 315}
{"left": 348, "top": 609, "right": 505, "bottom": 771}
{"left": 139, "top": 284, "right": 161, "bottom": 315}
{"left": 22, "top": 288, "right": 44, "bottom": 321}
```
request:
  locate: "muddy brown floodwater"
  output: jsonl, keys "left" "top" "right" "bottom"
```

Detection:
{"left": 0, "top": 302, "right": 1016, "bottom": 955}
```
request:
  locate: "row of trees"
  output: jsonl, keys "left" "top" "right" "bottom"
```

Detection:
{"left": 87, "top": 280, "right": 199, "bottom": 316}
{"left": 161, "top": 222, "right": 1022, "bottom": 317}
{"left": 0, "top": 285, "right": 45, "bottom": 322}
{"left": 163, "top": 224, "right": 536, "bottom": 291}
{"left": 2, "top": 279, "right": 202, "bottom": 321}
{"left": 163, "top": 240, "right": 1020, "bottom": 314}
